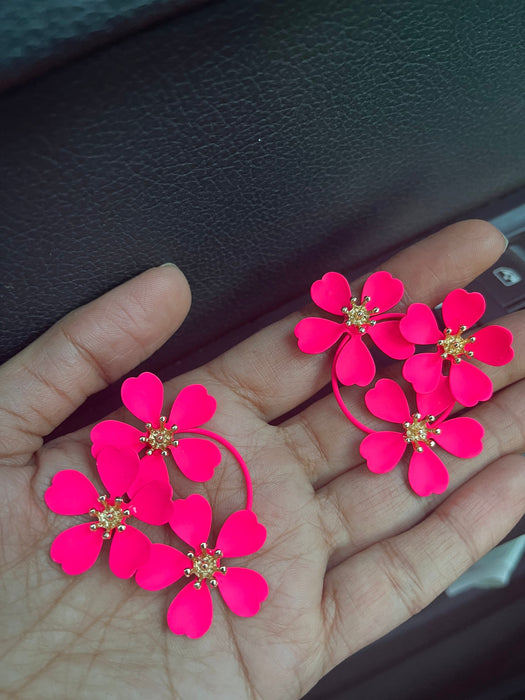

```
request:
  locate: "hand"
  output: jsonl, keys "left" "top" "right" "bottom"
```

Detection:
{"left": 1, "top": 221, "right": 523, "bottom": 699}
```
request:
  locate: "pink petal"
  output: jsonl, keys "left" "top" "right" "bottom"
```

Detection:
{"left": 171, "top": 438, "right": 221, "bottom": 482}
{"left": 109, "top": 525, "right": 151, "bottom": 579}
{"left": 364, "top": 378, "right": 410, "bottom": 423}
{"left": 168, "top": 384, "right": 217, "bottom": 430}
{"left": 402, "top": 352, "right": 443, "bottom": 394}
{"left": 135, "top": 543, "right": 188, "bottom": 590}
{"left": 416, "top": 375, "right": 455, "bottom": 417}
{"left": 361, "top": 271, "right": 404, "bottom": 313}
{"left": 45, "top": 470, "right": 98, "bottom": 515}
{"left": 449, "top": 361, "right": 493, "bottom": 407}
{"left": 129, "top": 480, "right": 173, "bottom": 525}
{"left": 294, "top": 317, "right": 344, "bottom": 354}
{"left": 399, "top": 303, "right": 442, "bottom": 344}
{"left": 121, "top": 372, "right": 164, "bottom": 425}
{"left": 442, "top": 289, "right": 485, "bottom": 332}
{"left": 311, "top": 271, "right": 351, "bottom": 315}
{"left": 90, "top": 420, "right": 143, "bottom": 458}
{"left": 216, "top": 511, "right": 267, "bottom": 558}
{"left": 408, "top": 446, "right": 449, "bottom": 497}
{"left": 434, "top": 417, "right": 484, "bottom": 458}
{"left": 360, "top": 431, "right": 407, "bottom": 473}
{"left": 216, "top": 568, "right": 269, "bottom": 617}
{"left": 469, "top": 325, "right": 514, "bottom": 366}
{"left": 170, "top": 494, "right": 212, "bottom": 550}
{"left": 50, "top": 523, "right": 103, "bottom": 575}
{"left": 167, "top": 581, "right": 213, "bottom": 638}
{"left": 336, "top": 335, "right": 375, "bottom": 386}
{"left": 127, "top": 452, "right": 170, "bottom": 499}
{"left": 368, "top": 320, "right": 415, "bottom": 359}
{"left": 96, "top": 446, "right": 140, "bottom": 498}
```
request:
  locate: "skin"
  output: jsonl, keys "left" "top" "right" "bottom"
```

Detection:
{"left": 0, "top": 220, "right": 524, "bottom": 699}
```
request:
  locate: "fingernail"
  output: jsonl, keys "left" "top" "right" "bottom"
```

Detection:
{"left": 159, "top": 262, "right": 178, "bottom": 268}
{"left": 502, "top": 235, "right": 509, "bottom": 252}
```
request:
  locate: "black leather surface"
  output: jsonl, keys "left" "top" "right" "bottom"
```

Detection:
{"left": 2, "top": 0, "right": 525, "bottom": 374}
{"left": 0, "top": 0, "right": 217, "bottom": 89}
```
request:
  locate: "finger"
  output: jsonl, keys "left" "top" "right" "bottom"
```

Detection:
{"left": 315, "top": 377, "right": 525, "bottom": 567}
{"left": 320, "top": 452, "right": 525, "bottom": 672}
{"left": 0, "top": 265, "right": 191, "bottom": 466}
{"left": 189, "top": 220, "right": 506, "bottom": 421}
{"left": 282, "top": 306, "right": 525, "bottom": 486}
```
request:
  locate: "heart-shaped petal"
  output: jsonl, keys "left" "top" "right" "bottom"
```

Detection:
{"left": 399, "top": 303, "right": 442, "bottom": 344}
{"left": 311, "top": 271, "right": 350, "bottom": 315}
{"left": 170, "top": 494, "right": 212, "bottom": 550}
{"left": 408, "top": 446, "right": 449, "bottom": 497}
{"left": 109, "top": 525, "right": 151, "bottom": 579}
{"left": 402, "top": 352, "right": 443, "bottom": 394}
{"left": 171, "top": 438, "right": 221, "bottom": 482}
{"left": 442, "top": 289, "right": 485, "bottom": 332}
{"left": 45, "top": 470, "right": 98, "bottom": 515}
{"left": 368, "top": 320, "right": 415, "bottom": 359}
{"left": 127, "top": 452, "right": 170, "bottom": 499}
{"left": 216, "top": 568, "right": 269, "bottom": 617}
{"left": 360, "top": 431, "right": 407, "bottom": 473}
{"left": 121, "top": 372, "right": 164, "bottom": 424}
{"left": 336, "top": 335, "right": 375, "bottom": 386}
{"left": 449, "top": 361, "right": 493, "bottom": 407}
{"left": 129, "top": 480, "right": 173, "bottom": 525}
{"left": 50, "top": 523, "right": 103, "bottom": 575}
{"left": 90, "top": 420, "right": 144, "bottom": 458}
{"left": 216, "top": 510, "right": 267, "bottom": 558}
{"left": 294, "top": 317, "right": 344, "bottom": 354}
{"left": 361, "top": 271, "right": 404, "bottom": 313}
{"left": 96, "top": 446, "right": 140, "bottom": 498}
{"left": 469, "top": 325, "right": 514, "bottom": 366}
{"left": 168, "top": 385, "right": 217, "bottom": 430}
{"left": 416, "top": 375, "right": 455, "bottom": 417}
{"left": 167, "top": 581, "right": 213, "bottom": 638}
{"left": 365, "top": 378, "right": 410, "bottom": 423}
{"left": 434, "top": 417, "right": 484, "bottom": 458}
{"left": 136, "top": 543, "right": 188, "bottom": 590}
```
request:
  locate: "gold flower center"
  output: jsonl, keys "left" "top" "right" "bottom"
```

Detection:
{"left": 140, "top": 416, "right": 179, "bottom": 456}
{"left": 403, "top": 414, "right": 441, "bottom": 452}
{"left": 437, "top": 326, "right": 475, "bottom": 363}
{"left": 147, "top": 426, "right": 175, "bottom": 450}
{"left": 184, "top": 543, "right": 228, "bottom": 590}
{"left": 89, "top": 496, "right": 130, "bottom": 539}
{"left": 341, "top": 296, "right": 379, "bottom": 334}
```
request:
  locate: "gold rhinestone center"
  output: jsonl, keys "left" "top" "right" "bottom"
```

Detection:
{"left": 192, "top": 551, "right": 220, "bottom": 581}
{"left": 437, "top": 327, "right": 475, "bottom": 362}
{"left": 184, "top": 543, "right": 228, "bottom": 589}
{"left": 141, "top": 416, "right": 179, "bottom": 456}
{"left": 147, "top": 426, "right": 175, "bottom": 451}
{"left": 441, "top": 332, "right": 466, "bottom": 357}
{"left": 341, "top": 296, "right": 379, "bottom": 333}
{"left": 90, "top": 497, "right": 130, "bottom": 538}
{"left": 403, "top": 414, "right": 440, "bottom": 452}
{"left": 405, "top": 418, "right": 429, "bottom": 443}
{"left": 343, "top": 303, "right": 370, "bottom": 326}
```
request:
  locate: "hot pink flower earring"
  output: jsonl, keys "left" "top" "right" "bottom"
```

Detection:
{"left": 295, "top": 271, "right": 514, "bottom": 497}
{"left": 44, "top": 373, "right": 268, "bottom": 638}
{"left": 45, "top": 446, "right": 173, "bottom": 577}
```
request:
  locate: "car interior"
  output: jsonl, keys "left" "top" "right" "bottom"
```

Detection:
{"left": 1, "top": 1, "right": 524, "bottom": 697}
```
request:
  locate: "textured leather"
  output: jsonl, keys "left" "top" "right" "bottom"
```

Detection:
{"left": 2, "top": 0, "right": 525, "bottom": 371}
{"left": 0, "top": 0, "right": 216, "bottom": 89}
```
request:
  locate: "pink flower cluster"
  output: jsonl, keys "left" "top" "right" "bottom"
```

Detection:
{"left": 45, "top": 372, "right": 268, "bottom": 638}
{"left": 295, "top": 272, "right": 514, "bottom": 496}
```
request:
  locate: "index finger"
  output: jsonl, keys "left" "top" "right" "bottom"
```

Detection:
{"left": 191, "top": 220, "right": 507, "bottom": 422}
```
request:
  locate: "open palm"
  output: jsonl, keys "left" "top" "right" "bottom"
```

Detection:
{"left": 1, "top": 221, "right": 524, "bottom": 699}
